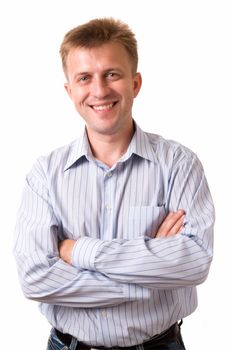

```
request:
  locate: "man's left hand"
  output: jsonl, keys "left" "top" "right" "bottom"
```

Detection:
{"left": 58, "top": 239, "right": 76, "bottom": 264}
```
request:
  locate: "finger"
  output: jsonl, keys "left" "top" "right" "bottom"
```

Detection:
{"left": 166, "top": 215, "right": 185, "bottom": 236}
{"left": 156, "top": 212, "right": 176, "bottom": 235}
{"left": 157, "top": 210, "right": 185, "bottom": 237}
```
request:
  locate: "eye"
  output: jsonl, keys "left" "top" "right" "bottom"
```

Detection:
{"left": 105, "top": 72, "right": 120, "bottom": 80}
{"left": 78, "top": 75, "right": 90, "bottom": 84}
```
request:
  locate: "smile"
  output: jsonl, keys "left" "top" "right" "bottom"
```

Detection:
{"left": 91, "top": 102, "right": 117, "bottom": 111}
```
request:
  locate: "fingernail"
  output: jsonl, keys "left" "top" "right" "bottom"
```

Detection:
{"left": 178, "top": 209, "right": 185, "bottom": 214}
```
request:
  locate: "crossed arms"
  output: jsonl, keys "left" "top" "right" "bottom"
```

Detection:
{"left": 13, "top": 151, "right": 214, "bottom": 308}
{"left": 59, "top": 210, "right": 185, "bottom": 265}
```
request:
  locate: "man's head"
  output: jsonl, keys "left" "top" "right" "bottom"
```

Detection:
{"left": 60, "top": 18, "right": 142, "bottom": 139}
{"left": 60, "top": 17, "right": 138, "bottom": 77}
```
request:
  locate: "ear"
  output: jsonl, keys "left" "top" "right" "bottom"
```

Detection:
{"left": 64, "top": 82, "right": 73, "bottom": 100}
{"left": 133, "top": 72, "right": 142, "bottom": 98}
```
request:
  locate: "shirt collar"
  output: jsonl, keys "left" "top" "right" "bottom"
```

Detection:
{"left": 64, "top": 128, "right": 92, "bottom": 171}
{"left": 125, "top": 122, "right": 157, "bottom": 163}
{"left": 64, "top": 122, "right": 157, "bottom": 171}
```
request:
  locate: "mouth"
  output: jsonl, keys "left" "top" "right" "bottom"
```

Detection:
{"left": 90, "top": 101, "right": 118, "bottom": 111}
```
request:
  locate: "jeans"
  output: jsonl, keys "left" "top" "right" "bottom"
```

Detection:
{"left": 47, "top": 328, "right": 186, "bottom": 350}
{"left": 47, "top": 328, "right": 78, "bottom": 350}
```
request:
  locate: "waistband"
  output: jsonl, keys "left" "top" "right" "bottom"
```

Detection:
{"left": 55, "top": 321, "right": 182, "bottom": 350}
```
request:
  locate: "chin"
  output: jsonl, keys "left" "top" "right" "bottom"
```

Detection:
{"left": 90, "top": 121, "right": 120, "bottom": 134}
{"left": 94, "top": 127, "right": 118, "bottom": 136}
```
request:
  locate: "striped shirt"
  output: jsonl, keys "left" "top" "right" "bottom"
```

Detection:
{"left": 14, "top": 123, "right": 214, "bottom": 347}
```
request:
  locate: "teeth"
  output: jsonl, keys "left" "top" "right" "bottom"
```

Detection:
{"left": 93, "top": 103, "right": 114, "bottom": 111}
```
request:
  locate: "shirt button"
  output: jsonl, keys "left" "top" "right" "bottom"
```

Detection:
{"left": 101, "top": 310, "right": 107, "bottom": 317}
{"left": 107, "top": 172, "right": 112, "bottom": 178}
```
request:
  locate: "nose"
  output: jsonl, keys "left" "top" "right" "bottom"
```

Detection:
{"left": 90, "top": 76, "right": 110, "bottom": 99}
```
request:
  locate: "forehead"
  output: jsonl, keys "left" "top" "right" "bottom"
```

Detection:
{"left": 66, "top": 42, "right": 132, "bottom": 73}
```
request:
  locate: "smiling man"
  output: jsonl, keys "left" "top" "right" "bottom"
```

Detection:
{"left": 64, "top": 41, "right": 141, "bottom": 167}
{"left": 14, "top": 18, "right": 215, "bottom": 350}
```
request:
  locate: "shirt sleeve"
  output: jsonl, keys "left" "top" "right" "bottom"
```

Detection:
{"left": 72, "top": 153, "right": 215, "bottom": 289}
{"left": 13, "top": 162, "right": 150, "bottom": 307}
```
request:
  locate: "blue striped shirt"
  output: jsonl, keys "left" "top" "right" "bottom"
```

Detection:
{"left": 14, "top": 123, "right": 214, "bottom": 347}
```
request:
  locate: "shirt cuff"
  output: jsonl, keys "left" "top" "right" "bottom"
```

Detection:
{"left": 71, "top": 237, "right": 104, "bottom": 270}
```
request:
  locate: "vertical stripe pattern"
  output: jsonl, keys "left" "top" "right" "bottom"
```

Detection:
{"left": 13, "top": 123, "right": 214, "bottom": 347}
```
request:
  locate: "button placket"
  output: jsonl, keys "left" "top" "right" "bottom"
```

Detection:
{"left": 102, "top": 170, "right": 114, "bottom": 239}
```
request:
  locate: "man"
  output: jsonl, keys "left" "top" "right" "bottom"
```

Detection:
{"left": 14, "top": 18, "right": 215, "bottom": 350}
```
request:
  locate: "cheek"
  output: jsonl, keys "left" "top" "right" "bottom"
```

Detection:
{"left": 72, "top": 90, "right": 87, "bottom": 106}
{"left": 122, "top": 88, "right": 135, "bottom": 105}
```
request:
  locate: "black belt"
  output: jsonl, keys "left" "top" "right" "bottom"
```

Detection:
{"left": 55, "top": 322, "right": 182, "bottom": 350}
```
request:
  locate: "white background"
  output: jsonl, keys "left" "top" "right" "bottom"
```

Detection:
{"left": 0, "top": 0, "right": 232, "bottom": 348}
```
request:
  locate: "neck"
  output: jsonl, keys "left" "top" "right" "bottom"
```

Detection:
{"left": 86, "top": 122, "right": 135, "bottom": 168}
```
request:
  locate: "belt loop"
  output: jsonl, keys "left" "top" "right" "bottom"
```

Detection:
{"left": 70, "top": 336, "right": 78, "bottom": 350}
{"left": 137, "top": 345, "right": 144, "bottom": 350}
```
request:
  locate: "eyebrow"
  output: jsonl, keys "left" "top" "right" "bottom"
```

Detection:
{"left": 73, "top": 68, "right": 123, "bottom": 79}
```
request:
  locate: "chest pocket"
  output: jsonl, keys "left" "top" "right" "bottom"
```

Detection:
{"left": 128, "top": 205, "right": 166, "bottom": 239}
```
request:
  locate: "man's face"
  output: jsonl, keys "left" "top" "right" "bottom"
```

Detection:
{"left": 64, "top": 42, "right": 142, "bottom": 138}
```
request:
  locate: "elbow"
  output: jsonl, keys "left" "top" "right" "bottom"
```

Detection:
{"left": 14, "top": 251, "right": 60, "bottom": 303}
{"left": 21, "top": 284, "right": 44, "bottom": 302}
{"left": 197, "top": 258, "right": 213, "bottom": 285}
{"left": 19, "top": 278, "right": 51, "bottom": 302}
{"left": 184, "top": 254, "right": 213, "bottom": 287}
{"left": 15, "top": 265, "right": 53, "bottom": 303}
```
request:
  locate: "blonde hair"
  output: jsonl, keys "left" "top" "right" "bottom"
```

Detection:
{"left": 60, "top": 18, "right": 138, "bottom": 75}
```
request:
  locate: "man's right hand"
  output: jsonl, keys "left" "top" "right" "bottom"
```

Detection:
{"left": 156, "top": 209, "right": 185, "bottom": 238}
